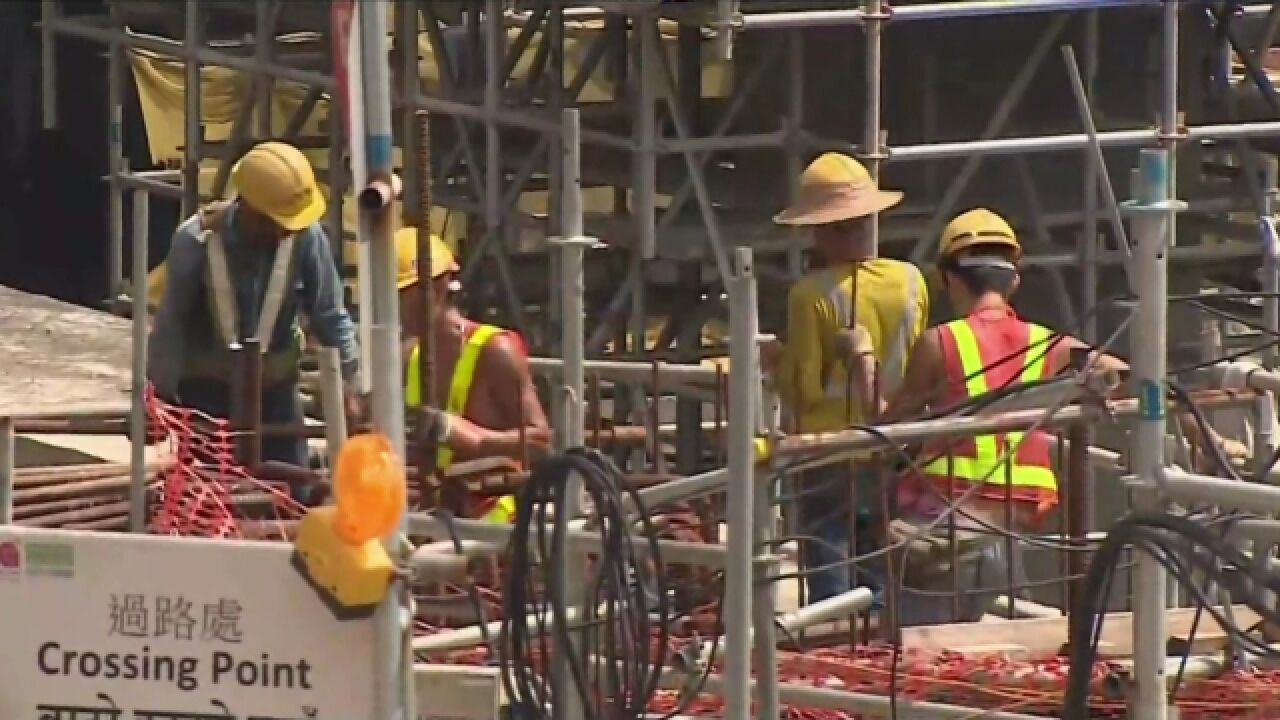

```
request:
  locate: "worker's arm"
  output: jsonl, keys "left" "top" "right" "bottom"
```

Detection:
{"left": 146, "top": 219, "right": 204, "bottom": 400}
{"left": 481, "top": 332, "right": 550, "bottom": 433}
{"left": 834, "top": 325, "right": 879, "bottom": 419}
{"left": 296, "top": 226, "right": 361, "bottom": 383}
{"left": 776, "top": 284, "right": 828, "bottom": 413}
{"left": 1051, "top": 335, "right": 1244, "bottom": 458}
{"left": 880, "top": 326, "right": 945, "bottom": 423}
{"left": 1055, "top": 334, "right": 1129, "bottom": 374}
{"left": 418, "top": 407, "right": 553, "bottom": 466}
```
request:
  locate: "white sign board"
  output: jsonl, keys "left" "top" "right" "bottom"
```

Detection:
{"left": 0, "top": 527, "right": 376, "bottom": 720}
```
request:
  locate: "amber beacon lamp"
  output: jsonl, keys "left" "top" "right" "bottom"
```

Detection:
{"left": 292, "top": 433, "right": 406, "bottom": 620}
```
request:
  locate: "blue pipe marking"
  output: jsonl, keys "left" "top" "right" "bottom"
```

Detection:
{"left": 365, "top": 134, "right": 393, "bottom": 172}
{"left": 1138, "top": 148, "right": 1168, "bottom": 206}
{"left": 1138, "top": 379, "right": 1166, "bottom": 421}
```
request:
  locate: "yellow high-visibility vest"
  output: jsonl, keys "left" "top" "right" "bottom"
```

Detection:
{"left": 405, "top": 324, "right": 516, "bottom": 523}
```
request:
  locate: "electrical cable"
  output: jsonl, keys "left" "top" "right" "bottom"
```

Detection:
{"left": 498, "top": 448, "right": 671, "bottom": 720}
{"left": 1064, "top": 512, "right": 1280, "bottom": 720}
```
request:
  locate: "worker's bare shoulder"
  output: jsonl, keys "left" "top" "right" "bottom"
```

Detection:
{"left": 915, "top": 325, "right": 945, "bottom": 362}
{"left": 477, "top": 330, "right": 532, "bottom": 379}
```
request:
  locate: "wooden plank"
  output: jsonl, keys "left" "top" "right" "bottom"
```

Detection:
{"left": 903, "top": 605, "right": 1259, "bottom": 660}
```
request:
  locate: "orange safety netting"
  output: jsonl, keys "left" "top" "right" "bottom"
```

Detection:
{"left": 144, "top": 385, "right": 305, "bottom": 540}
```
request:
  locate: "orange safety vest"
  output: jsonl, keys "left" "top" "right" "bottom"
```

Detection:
{"left": 405, "top": 323, "right": 517, "bottom": 524}
{"left": 907, "top": 308, "right": 1058, "bottom": 515}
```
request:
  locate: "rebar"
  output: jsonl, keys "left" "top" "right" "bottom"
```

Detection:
{"left": 416, "top": 109, "right": 436, "bottom": 476}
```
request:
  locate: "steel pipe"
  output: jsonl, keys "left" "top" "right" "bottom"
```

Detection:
{"left": 129, "top": 189, "right": 150, "bottom": 532}
{"left": 182, "top": 0, "right": 202, "bottom": 215}
{"left": 318, "top": 347, "right": 347, "bottom": 469}
{"left": 107, "top": 4, "right": 125, "bottom": 297}
{"left": 1153, "top": 468, "right": 1280, "bottom": 515}
{"left": 41, "top": 0, "right": 56, "bottom": 128}
{"left": 805, "top": 121, "right": 1280, "bottom": 166}
{"left": 775, "top": 587, "right": 874, "bottom": 635}
{"left": 529, "top": 357, "right": 720, "bottom": 383}
{"left": 739, "top": 0, "right": 1159, "bottom": 29}
{"left": 722, "top": 248, "right": 758, "bottom": 720}
{"left": 405, "top": 513, "right": 736, "bottom": 569}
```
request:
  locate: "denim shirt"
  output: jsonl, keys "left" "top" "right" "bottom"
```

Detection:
{"left": 147, "top": 202, "right": 359, "bottom": 396}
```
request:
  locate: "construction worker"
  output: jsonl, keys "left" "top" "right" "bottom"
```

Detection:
{"left": 767, "top": 152, "right": 930, "bottom": 603}
{"left": 883, "top": 207, "right": 1248, "bottom": 626}
{"left": 148, "top": 141, "right": 361, "bottom": 467}
{"left": 399, "top": 228, "right": 550, "bottom": 522}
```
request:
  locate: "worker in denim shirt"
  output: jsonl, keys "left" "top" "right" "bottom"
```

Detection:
{"left": 148, "top": 142, "right": 361, "bottom": 466}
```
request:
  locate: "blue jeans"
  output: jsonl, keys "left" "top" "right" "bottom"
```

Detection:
{"left": 797, "top": 463, "right": 887, "bottom": 603}
{"left": 173, "top": 377, "right": 308, "bottom": 467}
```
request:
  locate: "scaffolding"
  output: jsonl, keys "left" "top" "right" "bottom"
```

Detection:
{"left": 41, "top": 1, "right": 1280, "bottom": 432}
{"left": 34, "top": 2, "right": 1280, "bottom": 718}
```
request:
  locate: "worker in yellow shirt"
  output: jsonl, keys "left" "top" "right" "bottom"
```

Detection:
{"left": 767, "top": 153, "right": 929, "bottom": 603}
{"left": 397, "top": 229, "right": 550, "bottom": 522}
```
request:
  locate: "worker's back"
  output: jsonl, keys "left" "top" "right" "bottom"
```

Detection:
{"left": 784, "top": 257, "right": 927, "bottom": 433}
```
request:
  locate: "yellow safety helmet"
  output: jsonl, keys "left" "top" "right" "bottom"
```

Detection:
{"left": 774, "top": 152, "right": 904, "bottom": 226}
{"left": 231, "top": 142, "right": 326, "bottom": 232}
{"left": 347, "top": 228, "right": 459, "bottom": 293}
{"left": 393, "top": 228, "right": 458, "bottom": 289}
{"left": 938, "top": 208, "right": 1022, "bottom": 262}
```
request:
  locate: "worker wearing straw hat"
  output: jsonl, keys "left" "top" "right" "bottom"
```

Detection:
{"left": 148, "top": 141, "right": 362, "bottom": 467}
{"left": 767, "top": 152, "right": 929, "bottom": 604}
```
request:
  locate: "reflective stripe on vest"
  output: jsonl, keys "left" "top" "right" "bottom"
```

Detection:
{"left": 479, "top": 494, "right": 517, "bottom": 524}
{"left": 404, "top": 324, "right": 505, "bottom": 471}
{"left": 920, "top": 320, "right": 1057, "bottom": 492}
{"left": 823, "top": 264, "right": 922, "bottom": 402}
{"left": 199, "top": 218, "right": 296, "bottom": 353}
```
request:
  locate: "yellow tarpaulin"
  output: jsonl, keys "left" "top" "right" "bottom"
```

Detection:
{"left": 134, "top": 19, "right": 732, "bottom": 320}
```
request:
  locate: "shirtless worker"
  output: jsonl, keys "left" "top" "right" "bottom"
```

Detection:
{"left": 397, "top": 228, "right": 550, "bottom": 522}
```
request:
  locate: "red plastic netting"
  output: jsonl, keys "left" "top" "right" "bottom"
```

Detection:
{"left": 144, "top": 384, "right": 305, "bottom": 541}
{"left": 435, "top": 639, "right": 1280, "bottom": 719}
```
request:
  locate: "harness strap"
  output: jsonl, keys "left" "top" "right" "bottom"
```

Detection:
{"left": 198, "top": 203, "right": 296, "bottom": 352}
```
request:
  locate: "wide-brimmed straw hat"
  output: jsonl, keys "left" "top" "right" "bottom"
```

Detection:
{"left": 773, "top": 153, "right": 904, "bottom": 226}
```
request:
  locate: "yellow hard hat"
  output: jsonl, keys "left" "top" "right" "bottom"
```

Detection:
{"left": 230, "top": 142, "right": 326, "bottom": 232}
{"left": 774, "top": 153, "right": 903, "bottom": 226}
{"left": 392, "top": 228, "right": 458, "bottom": 290}
{"left": 939, "top": 208, "right": 1021, "bottom": 261}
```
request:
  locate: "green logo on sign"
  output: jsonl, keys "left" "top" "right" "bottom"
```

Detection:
{"left": 25, "top": 541, "right": 75, "bottom": 578}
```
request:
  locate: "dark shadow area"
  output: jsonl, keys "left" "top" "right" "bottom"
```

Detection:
{"left": 0, "top": 0, "right": 170, "bottom": 309}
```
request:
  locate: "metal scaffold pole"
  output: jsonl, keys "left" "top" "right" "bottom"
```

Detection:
{"left": 128, "top": 190, "right": 150, "bottom": 533}
{"left": 724, "top": 247, "right": 758, "bottom": 720}
{"left": 107, "top": 2, "right": 125, "bottom": 299}
{"left": 863, "top": 0, "right": 885, "bottom": 257}
{"left": 1127, "top": 4, "right": 1183, "bottom": 717}
{"left": 550, "top": 106, "right": 592, "bottom": 720}
{"left": 182, "top": 0, "right": 202, "bottom": 215}
{"left": 355, "top": 2, "right": 410, "bottom": 718}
